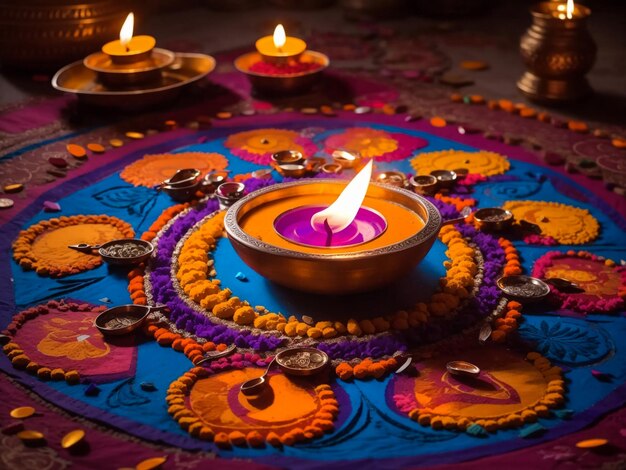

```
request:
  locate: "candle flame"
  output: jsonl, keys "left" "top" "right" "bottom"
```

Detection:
{"left": 566, "top": 0, "right": 574, "bottom": 19}
{"left": 120, "top": 12, "right": 134, "bottom": 46}
{"left": 311, "top": 159, "right": 373, "bottom": 233}
{"left": 273, "top": 24, "right": 286, "bottom": 50}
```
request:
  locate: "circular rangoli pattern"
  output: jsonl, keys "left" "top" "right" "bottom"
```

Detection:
{"left": 224, "top": 129, "right": 318, "bottom": 165}
{"left": 410, "top": 149, "right": 510, "bottom": 176}
{"left": 3, "top": 301, "right": 137, "bottom": 384}
{"left": 166, "top": 356, "right": 340, "bottom": 447}
{"left": 323, "top": 127, "right": 427, "bottom": 162}
{"left": 390, "top": 347, "right": 565, "bottom": 433}
{"left": 501, "top": 201, "right": 600, "bottom": 245}
{"left": 532, "top": 250, "right": 626, "bottom": 313}
{"left": 12, "top": 215, "right": 134, "bottom": 277}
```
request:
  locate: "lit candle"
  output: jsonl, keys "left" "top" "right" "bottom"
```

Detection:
{"left": 102, "top": 13, "right": 156, "bottom": 65}
{"left": 255, "top": 24, "right": 307, "bottom": 63}
{"left": 272, "top": 160, "right": 390, "bottom": 248}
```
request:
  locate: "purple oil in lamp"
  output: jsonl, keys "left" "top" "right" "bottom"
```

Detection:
{"left": 273, "top": 159, "right": 388, "bottom": 248}
{"left": 274, "top": 205, "right": 387, "bottom": 248}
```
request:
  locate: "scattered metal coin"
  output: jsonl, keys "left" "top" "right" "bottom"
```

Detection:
{"left": 251, "top": 168, "right": 273, "bottom": 179}
{"left": 125, "top": 131, "right": 144, "bottom": 140}
{"left": 87, "top": 143, "right": 105, "bottom": 153}
{"left": 440, "top": 73, "right": 474, "bottom": 87}
{"left": 300, "top": 107, "right": 318, "bottom": 115}
{"left": 446, "top": 361, "right": 480, "bottom": 377}
{"left": 135, "top": 456, "right": 167, "bottom": 470}
{"left": 3, "top": 183, "right": 23, "bottom": 193}
{"left": 301, "top": 315, "right": 314, "bottom": 325}
{"left": 17, "top": 430, "right": 45, "bottom": 443}
{"left": 109, "top": 139, "right": 124, "bottom": 148}
{"left": 61, "top": 429, "right": 85, "bottom": 449}
{"left": 460, "top": 60, "right": 489, "bottom": 71}
{"left": 49, "top": 157, "right": 68, "bottom": 168}
{"left": 66, "top": 144, "right": 86, "bottom": 158}
{"left": 354, "top": 106, "right": 371, "bottom": 114}
{"left": 10, "top": 406, "right": 36, "bottom": 419}
{"left": 216, "top": 112, "right": 232, "bottom": 120}
{"left": 0, "top": 198, "right": 14, "bottom": 209}
{"left": 575, "top": 438, "right": 608, "bottom": 449}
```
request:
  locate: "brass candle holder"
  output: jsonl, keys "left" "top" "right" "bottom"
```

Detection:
{"left": 517, "top": 2, "right": 596, "bottom": 102}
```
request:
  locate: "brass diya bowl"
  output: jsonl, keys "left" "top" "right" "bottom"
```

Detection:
{"left": 496, "top": 275, "right": 550, "bottom": 302}
{"left": 224, "top": 179, "right": 442, "bottom": 295}
{"left": 473, "top": 207, "right": 514, "bottom": 231}
{"left": 98, "top": 238, "right": 154, "bottom": 265}
{"left": 94, "top": 304, "right": 166, "bottom": 336}
{"left": 275, "top": 347, "right": 329, "bottom": 376}
{"left": 234, "top": 50, "right": 329, "bottom": 95}
{"left": 52, "top": 52, "right": 216, "bottom": 110}
{"left": 409, "top": 175, "right": 438, "bottom": 195}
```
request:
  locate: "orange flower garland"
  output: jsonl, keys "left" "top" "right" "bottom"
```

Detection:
{"left": 120, "top": 152, "right": 228, "bottom": 187}
{"left": 142, "top": 320, "right": 229, "bottom": 366}
{"left": 335, "top": 357, "right": 399, "bottom": 381}
{"left": 12, "top": 215, "right": 134, "bottom": 277}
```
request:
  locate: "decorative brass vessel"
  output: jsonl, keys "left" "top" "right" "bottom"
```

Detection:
{"left": 518, "top": 2, "right": 596, "bottom": 102}
{"left": 224, "top": 180, "right": 442, "bottom": 295}
{"left": 0, "top": 1, "right": 132, "bottom": 71}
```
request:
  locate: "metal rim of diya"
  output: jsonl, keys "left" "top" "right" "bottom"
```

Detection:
{"left": 224, "top": 178, "right": 442, "bottom": 295}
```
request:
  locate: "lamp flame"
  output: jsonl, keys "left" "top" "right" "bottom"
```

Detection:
{"left": 566, "top": 0, "right": 574, "bottom": 19}
{"left": 273, "top": 24, "right": 286, "bottom": 50}
{"left": 311, "top": 159, "right": 373, "bottom": 233}
{"left": 120, "top": 12, "right": 134, "bottom": 47}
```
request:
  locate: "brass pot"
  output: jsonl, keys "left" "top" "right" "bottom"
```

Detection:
{"left": 224, "top": 180, "right": 442, "bottom": 295}
{"left": 517, "top": 2, "right": 596, "bottom": 102}
{"left": 0, "top": 0, "right": 133, "bottom": 71}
